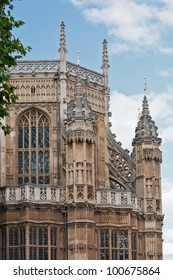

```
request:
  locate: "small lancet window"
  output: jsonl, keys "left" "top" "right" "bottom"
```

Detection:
{"left": 31, "top": 85, "right": 36, "bottom": 95}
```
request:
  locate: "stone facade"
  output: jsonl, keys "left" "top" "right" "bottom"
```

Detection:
{"left": 0, "top": 22, "right": 163, "bottom": 260}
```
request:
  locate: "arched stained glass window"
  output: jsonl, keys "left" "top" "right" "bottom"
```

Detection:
{"left": 17, "top": 109, "right": 50, "bottom": 185}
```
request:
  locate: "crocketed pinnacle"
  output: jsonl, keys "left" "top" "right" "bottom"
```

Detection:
{"left": 102, "top": 39, "right": 109, "bottom": 69}
{"left": 76, "top": 51, "right": 82, "bottom": 95}
{"left": 133, "top": 94, "right": 160, "bottom": 144}
{"left": 59, "top": 21, "right": 67, "bottom": 53}
{"left": 66, "top": 79, "right": 95, "bottom": 126}
{"left": 142, "top": 95, "right": 150, "bottom": 116}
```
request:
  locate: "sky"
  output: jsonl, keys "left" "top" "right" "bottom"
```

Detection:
{"left": 12, "top": 0, "right": 173, "bottom": 260}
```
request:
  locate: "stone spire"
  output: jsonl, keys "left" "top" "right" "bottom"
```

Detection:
{"left": 133, "top": 86, "right": 161, "bottom": 145}
{"left": 101, "top": 39, "right": 109, "bottom": 87}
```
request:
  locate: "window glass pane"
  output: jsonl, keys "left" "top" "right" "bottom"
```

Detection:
{"left": 14, "top": 228, "right": 18, "bottom": 246}
{"left": 51, "top": 228, "right": 57, "bottom": 246}
{"left": 24, "top": 177, "right": 29, "bottom": 183}
{"left": 18, "top": 152, "right": 23, "bottom": 174}
{"left": 24, "top": 127, "right": 29, "bottom": 148}
{"left": 30, "top": 227, "right": 37, "bottom": 245}
{"left": 105, "top": 231, "right": 109, "bottom": 247}
{"left": 44, "top": 151, "right": 49, "bottom": 173}
{"left": 31, "top": 126, "right": 36, "bottom": 148}
{"left": 38, "top": 127, "right": 43, "bottom": 148}
{"left": 24, "top": 151, "right": 29, "bottom": 174}
{"left": 39, "top": 228, "right": 43, "bottom": 245}
{"left": 132, "top": 233, "right": 137, "bottom": 250}
{"left": 9, "top": 228, "right": 13, "bottom": 246}
{"left": 18, "top": 127, "right": 23, "bottom": 148}
{"left": 2, "top": 227, "right": 6, "bottom": 248}
{"left": 45, "top": 127, "right": 49, "bottom": 148}
{"left": 38, "top": 151, "right": 43, "bottom": 173}
{"left": 39, "top": 176, "right": 43, "bottom": 184}
{"left": 112, "top": 230, "right": 117, "bottom": 248}
{"left": 39, "top": 248, "right": 43, "bottom": 260}
{"left": 119, "top": 250, "right": 128, "bottom": 260}
{"left": 31, "top": 151, "right": 36, "bottom": 174}
{"left": 18, "top": 177, "right": 23, "bottom": 185}
{"left": 31, "top": 176, "right": 36, "bottom": 184}
{"left": 9, "top": 248, "right": 13, "bottom": 260}
{"left": 45, "top": 176, "right": 50, "bottom": 184}
{"left": 20, "top": 227, "right": 25, "bottom": 245}
{"left": 44, "top": 228, "right": 48, "bottom": 245}
{"left": 44, "top": 248, "right": 48, "bottom": 260}
{"left": 100, "top": 231, "right": 104, "bottom": 247}
{"left": 100, "top": 250, "right": 109, "bottom": 260}
{"left": 112, "top": 250, "right": 118, "bottom": 260}
{"left": 51, "top": 248, "right": 56, "bottom": 260}
{"left": 14, "top": 248, "right": 18, "bottom": 260}
{"left": 119, "top": 230, "right": 128, "bottom": 248}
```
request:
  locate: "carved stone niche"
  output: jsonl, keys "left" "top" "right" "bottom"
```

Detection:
{"left": 77, "top": 186, "right": 84, "bottom": 200}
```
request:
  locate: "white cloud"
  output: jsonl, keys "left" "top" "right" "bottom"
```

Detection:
{"left": 69, "top": 0, "right": 173, "bottom": 54}
{"left": 162, "top": 178, "right": 173, "bottom": 258}
{"left": 160, "top": 68, "right": 173, "bottom": 77}
{"left": 109, "top": 89, "right": 172, "bottom": 142}
{"left": 109, "top": 88, "right": 173, "bottom": 149}
{"left": 110, "top": 91, "right": 141, "bottom": 150}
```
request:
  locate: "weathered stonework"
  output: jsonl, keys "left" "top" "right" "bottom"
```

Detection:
{"left": 0, "top": 22, "right": 163, "bottom": 260}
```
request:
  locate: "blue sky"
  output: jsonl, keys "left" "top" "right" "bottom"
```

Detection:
{"left": 12, "top": 0, "right": 173, "bottom": 259}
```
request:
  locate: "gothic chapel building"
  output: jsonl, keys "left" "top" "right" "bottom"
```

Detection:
{"left": 0, "top": 22, "right": 163, "bottom": 260}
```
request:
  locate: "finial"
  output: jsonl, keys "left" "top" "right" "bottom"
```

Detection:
{"left": 77, "top": 51, "right": 80, "bottom": 66}
{"left": 76, "top": 51, "right": 82, "bottom": 94}
{"left": 59, "top": 21, "right": 67, "bottom": 53}
{"left": 144, "top": 77, "right": 147, "bottom": 94}
{"left": 102, "top": 39, "right": 109, "bottom": 68}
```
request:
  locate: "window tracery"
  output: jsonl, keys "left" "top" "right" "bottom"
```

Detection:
{"left": 100, "top": 229, "right": 130, "bottom": 260}
{"left": 17, "top": 109, "right": 50, "bottom": 185}
{"left": 109, "top": 150, "right": 134, "bottom": 185}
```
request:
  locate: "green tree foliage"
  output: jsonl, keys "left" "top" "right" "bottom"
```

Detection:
{"left": 0, "top": 0, "right": 31, "bottom": 134}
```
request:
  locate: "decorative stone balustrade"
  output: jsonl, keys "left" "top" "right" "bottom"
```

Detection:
{"left": 0, "top": 185, "right": 66, "bottom": 204}
{"left": 96, "top": 189, "right": 142, "bottom": 211}
{"left": 0, "top": 185, "right": 142, "bottom": 212}
{"left": 10, "top": 61, "right": 104, "bottom": 85}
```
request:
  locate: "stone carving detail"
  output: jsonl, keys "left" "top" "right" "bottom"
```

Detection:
{"left": 100, "top": 191, "right": 107, "bottom": 204}
{"left": 20, "top": 186, "right": 25, "bottom": 200}
{"left": 121, "top": 193, "right": 128, "bottom": 205}
{"left": 146, "top": 199, "right": 153, "bottom": 212}
{"left": 110, "top": 179, "right": 126, "bottom": 190}
{"left": 156, "top": 199, "right": 161, "bottom": 212}
{"left": 68, "top": 186, "right": 73, "bottom": 201}
{"left": 10, "top": 61, "right": 103, "bottom": 85}
{"left": 66, "top": 63, "right": 103, "bottom": 85}
{"left": 131, "top": 195, "right": 136, "bottom": 207}
{"left": 87, "top": 186, "right": 93, "bottom": 200}
{"left": 109, "top": 150, "right": 133, "bottom": 184}
{"left": 29, "top": 186, "right": 35, "bottom": 200}
{"left": 111, "top": 192, "right": 116, "bottom": 204}
{"left": 77, "top": 186, "right": 84, "bottom": 199}
{"left": 0, "top": 189, "right": 5, "bottom": 202}
{"left": 59, "top": 188, "right": 66, "bottom": 202}
{"left": 10, "top": 61, "right": 60, "bottom": 73}
{"left": 51, "top": 188, "right": 56, "bottom": 201}
{"left": 40, "top": 188, "right": 47, "bottom": 200}
{"left": 137, "top": 198, "right": 142, "bottom": 211}
{"left": 9, "top": 188, "right": 16, "bottom": 201}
